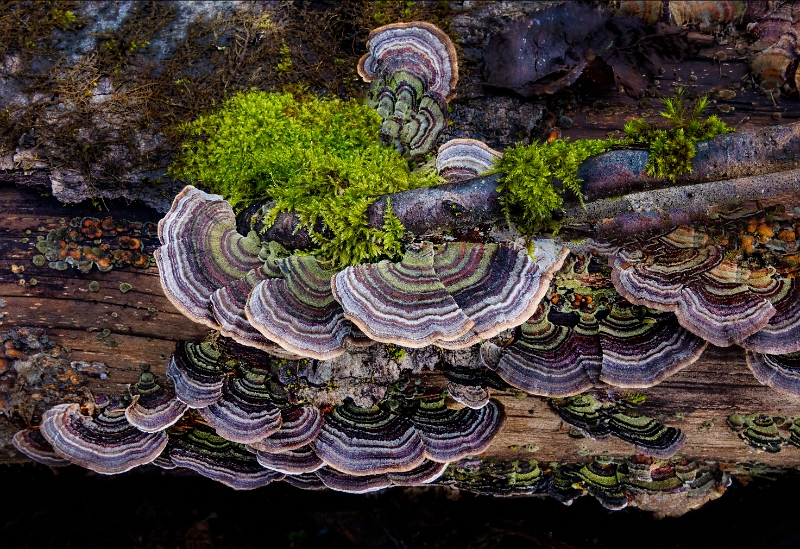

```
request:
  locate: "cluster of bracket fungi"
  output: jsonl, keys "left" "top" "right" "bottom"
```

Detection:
{"left": 13, "top": 18, "right": 800, "bottom": 506}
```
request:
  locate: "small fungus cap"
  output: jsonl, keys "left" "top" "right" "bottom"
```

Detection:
{"left": 332, "top": 244, "right": 474, "bottom": 348}
{"left": 245, "top": 256, "right": 352, "bottom": 360}
{"left": 358, "top": 22, "right": 458, "bottom": 100}
{"left": 436, "top": 139, "right": 502, "bottom": 183}
{"left": 155, "top": 186, "right": 262, "bottom": 329}
{"left": 40, "top": 403, "right": 167, "bottom": 474}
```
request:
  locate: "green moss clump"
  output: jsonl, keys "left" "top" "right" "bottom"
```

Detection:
{"left": 171, "top": 91, "right": 442, "bottom": 267}
{"left": 488, "top": 138, "right": 612, "bottom": 233}
{"left": 489, "top": 90, "right": 732, "bottom": 234}
{"left": 624, "top": 89, "right": 732, "bottom": 180}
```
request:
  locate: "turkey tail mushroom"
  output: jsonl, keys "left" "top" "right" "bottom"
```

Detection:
{"left": 40, "top": 403, "right": 167, "bottom": 474}
{"left": 155, "top": 186, "right": 263, "bottom": 329}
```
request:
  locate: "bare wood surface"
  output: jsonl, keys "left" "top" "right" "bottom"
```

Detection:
{"left": 3, "top": 183, "right": 800, "bottom": 470}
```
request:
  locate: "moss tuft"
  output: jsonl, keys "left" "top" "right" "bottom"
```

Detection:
{"left": 624, "top": 89, "right": 732, "bottom": 180}
{"left": 488, "top": 90, "right": 732, "bottom": 234}
{"left": 488, "top": 138, "right": 612, "bottom": 234}
{"left": 171, "top": 91, "right": 442, "bottom": 267}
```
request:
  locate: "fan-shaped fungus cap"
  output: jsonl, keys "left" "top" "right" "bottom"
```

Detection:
{"left": 727, "top": 412, "right": 785, "bottom": 453}
{"left": 255, "top": 445, "right": 324, "bottom": 475}
{"left": 167, "top": 341, "right": 225, "bottom": 408}
{"left": 246, "top": 256, "right": 352, "bottom": 360}
{"left": 282, "top": 472, "right": 327, "bottom": 491}
{"left": 155, "top": 186, "right": 263, "bottom": 328}
{"left": 249, "top": 405, "right": 324, "bottom": 454}
{"left": 410, "top": 395, "right": 505, "bottom": 462}
{"left": 675, "top": 261, "right": 776, "bottom": 347}
{"left": 198, "top": 364, "right": 282, "bottom": 444}
{"left": 743, "top": 278, "right": 800, "bottom": 354}
{"left": 446, "top": 367, "right": 491, "bottom": 410}
{"left": 436, "top": 139, "right": 502, "bottom": 183}
{"left": 41, "top": 402, "right": 167, "bottom": 474}
{"left": 358, "top": 22, "right": 458, "bottom": 100}
{"left": 610, "top": 227, "right": 778, "bottom": 347}
{"left": 210, "top": 266, "right": 299, "bottom": 357}
{"left": 312, "top": 400, "right": 426, "bottom": 476}
{"left": 551, "top": 395, "right": 685, "bottom": 458}
{"left": 168, "top": 423, "right": 285, "bottom": 490}
{"left": 495, "top": 303, "right": 600, "bottom": 397}
{"left": 598, "top": 302, "right": 707, "bottom": 388}
{"left": 12, "top": 429, "right": 70, "bottom": 467}
{"left": 607, "top": 409, "right": 686, "bottom": 459}
{"left": 433, "top": 241, "right": 568, "bottom": 349}
{"left": 746, "top": 350, "right": 800, "bottom": 396}
{"left": 332, "top": 244, "right": 473, "bottom": 348}
{"left": 125, "top": 369, "right": 188, "bottom": 433}
{"left": 315, "top": 460, "right": 447, "bottom": 494}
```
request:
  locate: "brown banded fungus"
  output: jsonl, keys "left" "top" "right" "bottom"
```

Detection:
{"left": 198, "top": 363, "right": 282, "bottom": 444}
{"left": 315, "top": 460, "right": 447, "bottom": 494}
{"left": 166, "top": 341, "right": 226, "bottom": 408}
{"left": 432, "top": 241, "right": 568, "bottom": 349}
{"left": 359, "top": 22, "right": 458, "bottom": 158}
{"left": 332, "top": 244, "right": 473, "bottom": 347}
{"left": 436, "top": 139, "right": 502, "bottom": 183}
{"left": 155, "top": 186, "right": 263, "bottom": 329}
{"left": 12, "top": 429, "right": 70, "bottom": 467}
{"left": 168, "top": 422, "right": 285, "bottom": 490}
{"left": 609, "top": 227, "right": 778, "bottom": 347}
{"left": 41, "top": 402, "right": 167, "bottom": 474}
{"left": 246, "top": 256, "right": 352, "bottom": 360}
{"left": 125, "top": 368, "right": 187, "bottom": 433}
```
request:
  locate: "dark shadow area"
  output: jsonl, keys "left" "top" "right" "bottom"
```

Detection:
{"left": 2, "top": 464, "right": 800, "bottom": 549}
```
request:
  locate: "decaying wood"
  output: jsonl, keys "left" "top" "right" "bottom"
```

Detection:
{"left": 3, "top": 183, "right": 800, "bottom": 472}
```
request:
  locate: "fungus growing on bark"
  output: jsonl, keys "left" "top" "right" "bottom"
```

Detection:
{"left": 610, "top": 227, "right": 777, "bottom": 347}
{"left": 255, "top": 445, "right": 324, "bottom": 475}
{"left": 312, "top": 400, "right": 426, "bottom": 475}
{"left": 12, "top": 429, "right": 70, "bottom": 467}
{"left": 494, "top": 303, "right": 600, "bottom": 397}
{"left": 748, "top": 2, "right": 800, "bottom": 90}
{"left": 315, "top": 460, "right": 448, "bottom": 494}
{"left": 246, "top": 256, "right": 352, "bottom": 360}
{"left": 332, "top": 244, "right": 473, "bottom": 347}
{"left": 41, "top": 402, "right": 167, "bottom": 474}
{"left": 436, "top": 139, "right": 502, "bottom": 183}
{"left": 198, "top": 363, "right": 282, "bottom": 444}
{"left": 168, "top": 422, "right": 285, "bottom": 490}
{"left": 432, "top": 242, "right": 568, "bottom": 349}
{"left": 598, "top": 301, "right": 707, "bottom": 387}
{"left": 409, "top": 395, "right": 504, "bottom": 462}
{"left": 745, "top": 350, "right": 800, "bottom": 396}
{"left": 551, "top": 394, "right": 685, "bottom": 458}
{"left": 743, "top": 278, "right": 800, "bottom": 354}
{"left": 249, "top": 404, "right": 324, "bottom": 454}
{"left": 312, "top": 393, "right": 505, "bottom": 476}
{"left": 360, "top": 22, "right": 458, "bottom": 157}
{"left": 727, "top": 413, "right": 785, "bottom": 453}
{"left": 155, "top": 186, "right": 263, "bottom": 329}
{"left": 125, "top": 368, "right": 187, "bottom": 433}
{"left": 166, "top": 341, "right": 225, "bottom": 409}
